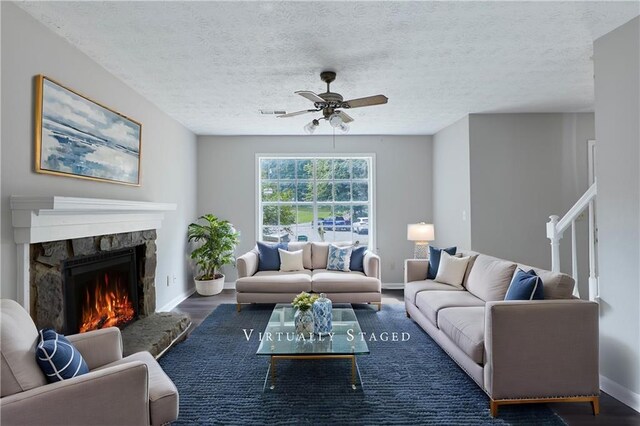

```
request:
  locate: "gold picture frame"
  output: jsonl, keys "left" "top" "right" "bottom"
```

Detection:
{"left": 35, "top": 75, "right": 142, "bottom": 186}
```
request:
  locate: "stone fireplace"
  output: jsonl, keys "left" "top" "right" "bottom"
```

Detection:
{"left": 32, "top": 231, "right": 156, "bottom": 333}
{"left": 11, "top": 196, "right": 190, "bottom": 356}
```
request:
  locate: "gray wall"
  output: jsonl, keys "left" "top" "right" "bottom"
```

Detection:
{"left": 432, "top": 116, "right": 471, "bottom": 249}
{"left": 594, "top": 16, "right": 640, "bottom": 403}
{"left": 468, "top": 113, "right": 594, "bottom": 271}
{"left": 197, "top": 135, "right": 433, "bottom": 284}
{"left": 1, "top": 3, "right": 198, "bottom": 309}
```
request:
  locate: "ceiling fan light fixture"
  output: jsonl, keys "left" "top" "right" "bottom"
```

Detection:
{"left": 304, "top": 119, "right": 320, "bottom": 134}
{"left": 329, "top": 113, "right": 343, "bottom": 128}
{"left": 338, "top": 122, "right": 350, "bottom": 133}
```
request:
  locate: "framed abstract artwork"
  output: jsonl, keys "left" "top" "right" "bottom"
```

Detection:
{"left": 34, "top": 75, "right": 142, "bottom": 186}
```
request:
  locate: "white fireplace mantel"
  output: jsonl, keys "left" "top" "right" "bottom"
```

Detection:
{"left": 10, "top": 196, "right": 177, "bottom": 310}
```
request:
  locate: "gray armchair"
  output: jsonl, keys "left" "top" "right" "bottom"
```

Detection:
{"left": 0, "top": 299, "right": 178, "bottom": 425}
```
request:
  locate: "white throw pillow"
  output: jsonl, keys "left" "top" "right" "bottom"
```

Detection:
{"left": 279, "top": 249, "right": 305, "bottom": 272}
{"left": 435, "top": 251, "right": 471, "bottom": 288}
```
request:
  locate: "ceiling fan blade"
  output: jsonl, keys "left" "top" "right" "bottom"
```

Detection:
{"left": 296, "top": 91, "right": 326, "bottom": 103}
{"left": 277, "top": 110, "right": 315, "bottom": 118}
{"left": 337, "top": 111, "right": 354, "bottom": 123}
{"left": 344, "top": 94, "right": 388, "bottom": 109}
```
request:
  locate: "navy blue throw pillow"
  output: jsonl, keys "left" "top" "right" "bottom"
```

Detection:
{"left": 349, "top": 246, "right": 367, "bottom": 273}
{"left": 36, "top": 329, "right": 89, "bottom": 383}
{"left": 505, "top": 269, "right": 544, "bottom": 300}
{"left": 427, "top": 246, "right": 457, "bottom": 279}
{"left": 257, "top": 241, "right": 288, "bottom": 271}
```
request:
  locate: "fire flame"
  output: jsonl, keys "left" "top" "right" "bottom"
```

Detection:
{"left": 79, "top": 273, "right": 135, "bottom": 333}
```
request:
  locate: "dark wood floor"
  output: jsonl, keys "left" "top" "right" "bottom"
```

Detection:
{"left": 174, "top": 289, "right": 640, "bottom": 425}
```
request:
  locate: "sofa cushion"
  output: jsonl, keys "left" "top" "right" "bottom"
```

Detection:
{"left": 427, "top": 246, "right": 457, "bottom": 279}
{"left": 415, "top": 290, "right": 485, "bottom": 326}
{"left": 404, "top": 280, "right": 463, "bottom": 305}
{"left": 515, "top": 263, "right": 574, "bottom": 299}
{"left": 36, "top": 330, "right": 89, "bottom": 383}
{"left": 0, "top": 299, "right": 47, "bottom": 397}
{"left": 257, "top": 242, "right": 288, "bottom": 271}
{"left": 438, "top": 307, "right": 486, "bottom": 364}
{"left": 236, "top": 270, "right": 312, "bottom": 293}
{"left": 288, "top": 242, "right": 312, "bottom": 270}
{"left": 311, "top": 270, "right": 381, "bottom": 293}
{"left": 466, "top": 255, "right": 517, "bottom": 301}
{"left": 97, "top": 351, "right": 178, "bottom": 426}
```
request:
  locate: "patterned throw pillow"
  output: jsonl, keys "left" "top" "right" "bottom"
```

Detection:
{"left": 327, "top": 244, "right": 353, "bottom": 272}
{"left": 36, "top": 329, "right": 89, "bottom": 383}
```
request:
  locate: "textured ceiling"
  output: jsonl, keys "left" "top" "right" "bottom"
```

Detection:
{"left": 17, "top": 1, "right": 640, "bottom": 135}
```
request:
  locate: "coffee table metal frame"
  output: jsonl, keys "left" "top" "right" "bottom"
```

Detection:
{"left": 256, "top": 303, "right": 369, "bottom": 391}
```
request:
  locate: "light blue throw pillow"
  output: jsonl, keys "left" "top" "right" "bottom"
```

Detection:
{"left": 327, "top": 245, "right": 353, "bottom": 272}
{"left": 36, "top": 329, "right": 89, "bottom": 383}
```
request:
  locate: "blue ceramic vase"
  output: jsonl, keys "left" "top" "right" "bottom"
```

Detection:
{"left": 313, "top": 293, "right": 332, "bottom": 335}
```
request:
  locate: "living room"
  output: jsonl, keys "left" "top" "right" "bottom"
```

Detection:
{"left": 1, "top": 1, "right": 639, "bottom": 425}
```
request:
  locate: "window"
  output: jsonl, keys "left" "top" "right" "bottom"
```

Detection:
{"left": 258, "top": 156, "right": 374, "bottom": 247}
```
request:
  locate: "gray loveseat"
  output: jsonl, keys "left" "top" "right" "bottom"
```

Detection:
{"left": 404, "top": 251, "right": 599, "bottom": 417}
{"left": 236, "top": 242, "right": 381, "bottom": 311}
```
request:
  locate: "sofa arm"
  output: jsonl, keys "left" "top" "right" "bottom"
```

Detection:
{"left": 405, "top": 259, "right": 429, "bottom": 283}
{"left": 484, "top": 300, "right": 599, "bottom": 400}
{"left": 0, "top": 361, "right": 149, "bottom": 425}
{"left": 237, "top": 250, "right": 259, "bottom": 278}
{"left": 66, "top": 327, "right": 123, "bottom": 369}
{"left": 363, "top": 251, "right": 380, "bottom": 280}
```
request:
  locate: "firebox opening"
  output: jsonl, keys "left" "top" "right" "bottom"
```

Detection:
{"left": 63, "top": 248, "right": 138, "bottom": 334}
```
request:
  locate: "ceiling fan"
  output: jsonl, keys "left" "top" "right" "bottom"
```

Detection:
{"left": 278, "top": 71, "right": 388, "bottom": 133}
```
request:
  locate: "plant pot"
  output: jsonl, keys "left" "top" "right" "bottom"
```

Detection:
{"left": 195, "top": 274, "right": 225, "bottom": 296}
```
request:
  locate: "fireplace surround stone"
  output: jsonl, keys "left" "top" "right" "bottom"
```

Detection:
{"left": 31, "top": 230, "right": 157, "bottom": 331}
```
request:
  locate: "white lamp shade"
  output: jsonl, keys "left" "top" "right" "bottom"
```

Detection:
{"left": 407, "top": 223, "right": 435, "bottom": 242}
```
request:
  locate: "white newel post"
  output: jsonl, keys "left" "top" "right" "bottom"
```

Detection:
{"left": 546, "top": 215, "right": 561, "bottom": 273}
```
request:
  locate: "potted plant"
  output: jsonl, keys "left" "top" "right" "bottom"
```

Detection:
{"left": 187, "top": 214, "right": 240, "bottom": 296}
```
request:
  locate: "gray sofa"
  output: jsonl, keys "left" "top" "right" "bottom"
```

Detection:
{"left": 0, "top": 299, "right": 179, "bottom": 425}
{"left": 236, "top": 242, "right": 381, "bottom": 311}
{"left": 404, "top": 251, "right": 599, "bottom": 417}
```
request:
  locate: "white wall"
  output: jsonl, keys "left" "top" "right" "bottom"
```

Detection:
{"left": 0, "top": 3, "right": 198, "bottom": 310}
{"left": 432, "top": 116, "right": 471, "bottom": 249}
{"left": 197, "top": 135, "right": 433, "bottom": 284}
{"left": 594, "top": 16, "right": 640, "bottom": 410}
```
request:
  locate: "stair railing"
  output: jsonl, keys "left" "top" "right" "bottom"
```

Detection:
{"left": 546, "top": 181, "right": 598, "bottom": 300}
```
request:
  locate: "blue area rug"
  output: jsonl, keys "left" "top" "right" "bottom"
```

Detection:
{"left": 159, "top": 304, "right": 565, "bottom": 425}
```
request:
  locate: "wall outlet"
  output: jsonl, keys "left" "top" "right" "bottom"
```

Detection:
{"left": 462, "top": 210, "right": 467, "bottom": 221}
{"left": 173, "top": 275, "right": 177, "bottom": 284}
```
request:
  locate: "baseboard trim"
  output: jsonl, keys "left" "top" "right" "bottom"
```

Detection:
{"left": 382, "top": 282, "right": 404, "bottom": 290}
{"left": 157, "top": 287, "right": 196, "bottom": 312}
{"left": 600, "top": 374, "right": 640, "bottom": 413}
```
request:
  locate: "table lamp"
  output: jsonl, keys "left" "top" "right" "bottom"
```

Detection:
{"left": 407, "top": 223, "right": 435, "bottom": 259}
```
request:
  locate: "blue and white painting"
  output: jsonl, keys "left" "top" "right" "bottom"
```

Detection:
{"left": 38, "top": 77, "right": 141, "bottom": 185}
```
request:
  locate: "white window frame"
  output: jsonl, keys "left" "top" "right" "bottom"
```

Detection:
{"left": 255, "top": 153, "right": 376, "bottom": 251}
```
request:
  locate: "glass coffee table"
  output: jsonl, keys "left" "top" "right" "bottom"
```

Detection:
{"left": 257, "top": 303, "right": 369, "bottom": 391}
